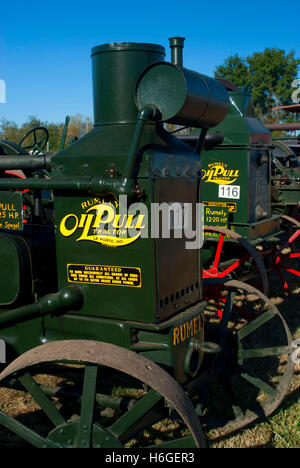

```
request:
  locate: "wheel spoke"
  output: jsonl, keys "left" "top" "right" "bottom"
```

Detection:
{"left": 274, "top": 266, "right": 290, "bottom": 292}
{"left": 219, "top": 258, "right": 243, "bottom": 277}
{"left": 0, "top": 341, "right": 205, "bottom": 448}
{"left": 285, "top": 268, "right": 300, "bottom": 277}
{"left": 231, "top": 404, "right": 244, "bottom": 420}
{"left": 219, "top": 290, "right": 236, "bottom": 343}
{"left": 239, "top": 345, "right": 291, "bottom": 360}
{"left": 18, "top": 371, "right": 65, "bottom": 427}
{"left": 241, "top": 373, "right": 278, "bottom": 398}
{"left": 279, "top": 228, "right": 300, "bottom": 252}
{"left": 109, "top": 389, "right": 163, "bottom": 440}
{"left": 147, "top": 435, "right": 196, "bottom": 448}
{"left": 213, "top": 235, "right": 225, "bottom": 269}
{"left": 238, "top": 309, "right": 276, "bottom": 340}
{"left": 77, "top": 365, "right": 98, "bottom": 448}
{"left": 0, "top": 410, "right": 60, "bottom": 448}
{"left": 289, "top": 253, "right": 300, "bottom": 258}
{"left": 287, "top": 229, "right": 300, "bottom": 246}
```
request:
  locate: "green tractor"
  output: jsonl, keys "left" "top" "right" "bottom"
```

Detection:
{"left": 183, "top": 83, "right": 300, "bottom": 295}
{"left": 0, "top": 38, "right": 294, "bottom": 448}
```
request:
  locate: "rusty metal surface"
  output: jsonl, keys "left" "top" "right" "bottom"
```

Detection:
{"left": 281, "top": 214, "right": 300, "bottom": 228}
{"left": 272, "top": 104, "right": 300, "bottom": 113}
{"left": 0, "top": 340, "right": 205, "bottom": 447}
{"left": 266, "top": 123, "right": 300, "bottom": 131}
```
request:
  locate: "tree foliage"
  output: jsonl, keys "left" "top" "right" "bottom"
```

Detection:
{"left": 0, "top": 114, "right": 93, "bottom": 152}
{"left": 215, "top": 48, "right": 300, "bottom": 117}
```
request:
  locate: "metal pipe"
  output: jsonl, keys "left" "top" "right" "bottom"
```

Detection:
{"left": 0, "top": 155, "right": 51, "bottom": 171}
{"left": 195, "top": 129, "right": 208, "bottom": 155}
{"left": 59, "top": 115, "right": 70, "bottom": 151}
{"left": 265, "top": 123, "right": 300, "bottom": 131}
{"left": 0, "top": 286, "right": 84, "bottom": 327}
{"left": 0, "top": 177, "right": 91, "bottom": 191}
{"left": 169, "top": 37, "right": 185, "bottom": 67}
{"left": 124, "top": 104, "right": 159, "bottom": 179}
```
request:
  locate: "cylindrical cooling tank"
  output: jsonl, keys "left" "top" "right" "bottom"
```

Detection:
{"left": 135, "top": 62, "right": 229, "bottom": 129}
{"left": 91, "top": 43, "right": 165, "bottom": 126}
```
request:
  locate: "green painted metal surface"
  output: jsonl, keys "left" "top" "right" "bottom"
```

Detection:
{"left": 0, "top": 38, "right": 236, "bottom": 447}
{"left": 136, "top": 62, "right": 229, "bottom": 129}
{"left": 0, "top": 39, "right": 217, "bottom": 382}
{"left": 91, "top": 42, "right": 165, "bottom": 126}
{"left": 194, "top": 88, "right": 285, "bottom": 240}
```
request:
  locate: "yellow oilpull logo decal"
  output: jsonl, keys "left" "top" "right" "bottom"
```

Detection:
{"left": 173, "top": 314, "right": 202, "bottom": 346}
{"left": 202, "top": 162, "right": 239, "bottom": 185}
{"left": 59, "top": 197, "right": 146, "bottom": 247}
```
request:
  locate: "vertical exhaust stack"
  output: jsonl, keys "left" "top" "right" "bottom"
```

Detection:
{"left": 91, "top": 43, "right": 165, "bottom": 127}
{"left": 169, "top": 37, "right": 185, "bottom": 67}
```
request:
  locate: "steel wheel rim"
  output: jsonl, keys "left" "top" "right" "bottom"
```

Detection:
{"left": 196, "top": 279, "right": 294, "bottom": 437}
{"left": 0, "top": 341, "right": 205, "bottom": 448}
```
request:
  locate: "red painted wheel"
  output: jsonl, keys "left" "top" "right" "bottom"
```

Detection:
{"left": 202, "top": 227, "right": 268, "bottom": 319}
{"left": 203, "top": 227, "right": 268, "bottom": 291}
{"left": 270, "top": 214, "right": 300, "bottom": 294}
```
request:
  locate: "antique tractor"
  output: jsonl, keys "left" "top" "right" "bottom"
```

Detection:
{"left": 270, "top": 131, "right": 300, "bottom": 219}
{"left": 183, "top": 83, "right": 300, "bottom": 295}
{"left": 0, "top": 38, "right": 294, "bottom": 448}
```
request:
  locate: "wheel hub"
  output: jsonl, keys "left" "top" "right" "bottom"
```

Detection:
{"left": 48, "top": 421, "right": 123, "bottom": 448}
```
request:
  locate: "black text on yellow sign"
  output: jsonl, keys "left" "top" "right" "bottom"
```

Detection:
{"left": 173, "top": 315, "right": 202, "bottom": 346}
{"left": 67, "top": 264, "right": 141, "bottom": 288}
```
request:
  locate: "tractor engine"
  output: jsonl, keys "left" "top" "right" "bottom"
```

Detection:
{"left": 185, "top": 87, "right": 279, "bottom": 240}
{"left": 0, "top": 38, "right": 228, "bottom": 383}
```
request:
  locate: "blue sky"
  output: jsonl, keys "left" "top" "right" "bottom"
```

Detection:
{"left": 0, "top": 0, "right": 299, "bottom": 125}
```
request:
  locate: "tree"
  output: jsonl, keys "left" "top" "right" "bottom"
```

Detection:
{"left": 67, "top": 113, "right": 92, "bottom": 142}
{"left": 0, "top": 118, "right": 20, "bottom": 142}
{"left": 214, "top": 55, "right": 249, "bottom": 89}
{"left": 215, "top": 48, "right": 300, "bottom": 117}
{"left": 0, "top": 114, "right": 92, "bottom": 152}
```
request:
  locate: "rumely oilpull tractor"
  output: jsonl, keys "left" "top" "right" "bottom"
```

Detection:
{"left": 0, "top": 38, "right": 294, "bottom": 448}
{"left": 183, "top": 83, "right": 300, "bottom": 295}
{"left": 269, "top": 128, "right": 300, "bottom": 219}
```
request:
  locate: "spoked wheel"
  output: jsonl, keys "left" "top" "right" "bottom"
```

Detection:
{"left": 195, "top": 279, "right": 294, "bottom": 438}
{"left": 203, "top": 227, "right": 268, "bottom": 318}
{"left": 203, "top": 227, "right": 268, "bottom": 295}
{"left": 0, "top": 341, "right": 205, "bottom": 448}
{"left": 18, "top": 127, "right": 49, "bottom": 155}
{"left": 269, "top": 214, "right": 300, "bottom": 294}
